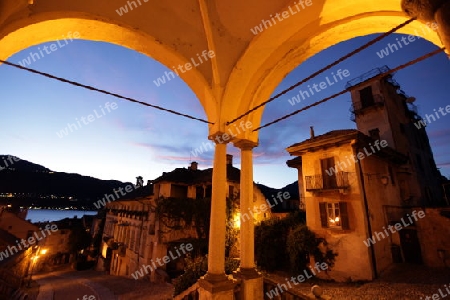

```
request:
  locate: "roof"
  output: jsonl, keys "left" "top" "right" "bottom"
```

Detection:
{"left": 287, "top": 129, "right": 358, "bottom": 151}
{"left": 117, "top": 184, "right": 153, "bottom": 201}
{"left": 0, "top": 229, "right": 20, "bottom": 246}
{"left": 286, "top": 129, "right": 407, "bottom": 164}
{"left": 152, "top": 164, "right": 241, "bottom": 185}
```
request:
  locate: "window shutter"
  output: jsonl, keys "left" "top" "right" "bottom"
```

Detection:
{"left": 340, "top": 202, "right": 350, "bottom": 230}
{"left": 319, "top": 203, "right": 328, "bottom": 228}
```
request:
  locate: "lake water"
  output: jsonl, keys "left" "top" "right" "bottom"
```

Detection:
{"left": 26, "top": 209, "right": 98, "bottom": 223}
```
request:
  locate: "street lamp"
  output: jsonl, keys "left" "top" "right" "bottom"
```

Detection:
{"left": 27, "top": 247, "right": 47, "bottom": 287}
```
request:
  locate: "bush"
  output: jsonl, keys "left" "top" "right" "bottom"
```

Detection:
{"left": 287, "top": 224, "right": 337, "bottom": 274}
{"left": 255, "top": 211, "right": 305, "bottom": 272}
{"left": 255, "top": 212, "right": 336, "bottom": 276}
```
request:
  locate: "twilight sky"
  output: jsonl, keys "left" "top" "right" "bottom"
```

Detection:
{"left": 0, "top": 33, "right": 449, "bottom": 189}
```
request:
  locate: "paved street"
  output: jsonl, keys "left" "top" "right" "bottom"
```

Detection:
{"left": 267, "top": 263, "right": 450, "bottom": 300}
{"left": 33, "top": 267, "right": 173, "bottom": 300}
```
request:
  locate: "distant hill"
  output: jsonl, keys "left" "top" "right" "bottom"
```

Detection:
{"left": 256, "top": 181, "right": 299, "bottom": 200}
{"left": 0, "top": 155, "right": 130, "bottom": 209}
{"left": 0, "top": 155, "right": 297, "bottom": 210}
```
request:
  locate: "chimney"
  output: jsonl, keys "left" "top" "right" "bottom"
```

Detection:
{"left": 226, "top": 154, "right": 233, "bottom": 166}
{"left": 190, "top": 161, "right": 198, "bottom": 170}
{"left": 310, "top": 126, "right": 315, "bottom": 139}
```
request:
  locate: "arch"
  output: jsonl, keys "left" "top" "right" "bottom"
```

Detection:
{"left": 0, "top": 0, "right": 445, "bottom": 140}
{"left": 222, "top": 9, "right": 443, "bottom": 143}
{"left": 0, "top": 13, "right": 217, "bottom": 124}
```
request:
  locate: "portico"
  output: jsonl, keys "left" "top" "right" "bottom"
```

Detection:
{"left": 0, "top": 0, "right": 447, "bottom": 298}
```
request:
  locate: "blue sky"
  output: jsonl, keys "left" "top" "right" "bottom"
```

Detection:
{"left": 1, "top": 33, "right": 449, "bottom": 189}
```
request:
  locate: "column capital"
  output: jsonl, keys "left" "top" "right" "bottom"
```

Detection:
{"left": 208, "top": 131, "right": 231, "bottom": 145}
{"left": 233, "top": 139, "right": 258, "bottom": 150}
{"left": 402, "top": 0, "right": 447, "bottom": 21}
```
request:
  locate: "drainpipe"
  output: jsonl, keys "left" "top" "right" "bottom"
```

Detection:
{"left": 351, "top": 140, "right": 378, "bottom": 279}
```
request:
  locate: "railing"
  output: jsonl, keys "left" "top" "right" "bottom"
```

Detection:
{"left": 305, "top": 172, "right": 350, "bottom": 191}
{"left": 174, "top": 279, "right": 241, "bottom": 300}
{"left": 174, "top": 277, "right": 314, "bottom": 299}
{"left": 345, "top": 65, "right": 390, "bottom": 89}
{"left": 173, "top": 282, "right": 200, "bottom": 300}
{"left": 351, "top": 94, "right": 384, "bottom": 114}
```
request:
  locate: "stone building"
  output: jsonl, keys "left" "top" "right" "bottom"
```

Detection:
{"left": 0, "top": 207, "right": 39, "bottom": 240}
{"left": 287, "top": 68, "right": 448, "bottom": 281}
{"left": 101, "top": 156, "right": 270, "bottom": 282}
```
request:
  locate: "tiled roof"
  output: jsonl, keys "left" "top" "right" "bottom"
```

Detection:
{"left": 287, "top": 129, "right": 358, "bottom": 149}
{"left": 153, "top": 164, "right": 241, "bottom": 185}
{"left": 0, "top": 229, "right": 19, "bottom": 245}
{"left": 286, "top": 129, "right": 407, "bottom": 164}
{"left": 117, "top": 184, "right": 153, "bottom": 201}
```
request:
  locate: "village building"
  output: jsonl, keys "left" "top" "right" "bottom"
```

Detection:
{"left": 0, "top": 207, "right": 38, "bottom": 240}
{"left": 100, "top": 155, "right": 272, "bottom": 282}
{"left": 286, "top": 67, "right": 449, "bottom": 282}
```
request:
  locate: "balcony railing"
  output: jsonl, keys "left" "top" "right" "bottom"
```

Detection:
{"left": 305, "top": 172, "right": 350, "bottom": 191}
{"left": 350, "top": 94, "right": 384, "bottom": 119}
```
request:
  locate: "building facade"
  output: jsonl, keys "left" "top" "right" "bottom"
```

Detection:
{"left": 287, "top": 68, "right": 447, "bottom": 281}
{"left": 101, "top": 156, "right": 271, "bottom": 281}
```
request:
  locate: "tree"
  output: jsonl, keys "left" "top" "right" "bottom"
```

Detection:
{"left": 68, "top": 226, "right": 92, "bottom": 255}
{"left": 255, "top": 211, "right": 336, "bottom": 275}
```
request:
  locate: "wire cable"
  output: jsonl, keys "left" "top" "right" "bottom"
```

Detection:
{"left": 253, "top": 47, "right": 445, "bottom": 132}
{"left": 227, "top": 17, "right": 417, "bottom": 125}
{"left": 0, "top": 59, "right": 213, "bottom": 124}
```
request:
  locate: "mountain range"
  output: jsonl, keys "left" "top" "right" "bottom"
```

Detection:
{"left": 0, "top": 155, "right": 299, "bottom": 210}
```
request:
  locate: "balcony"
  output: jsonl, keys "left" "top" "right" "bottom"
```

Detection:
{"left": 350, "top": 94, "right": 385, "bottom": 121}
{"left": 305, "top": 172, "right": 350, "bottom": 191}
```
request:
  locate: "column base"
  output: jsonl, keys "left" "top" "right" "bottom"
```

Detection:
{"left": 198, "top": 272, "right": 237, "bottom": 300}
{"left": 233, "top": 268, "right": 263, "bottom": 300}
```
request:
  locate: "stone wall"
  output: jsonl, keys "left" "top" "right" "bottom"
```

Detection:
{"left": 416, "top": 208, "right": 450, "bottom": 267}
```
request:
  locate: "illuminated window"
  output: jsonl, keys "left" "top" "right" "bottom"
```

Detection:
{"left": 319, "top": 202, "right": 350, "bottom": 230}
{"left": 327, "top": 203, "right": 341, "bottom": 227}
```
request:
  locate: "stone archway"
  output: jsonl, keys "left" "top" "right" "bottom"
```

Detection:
{"left": 0, "top": 1, "right": 445, "bottom": 138}
{"left": 0, "top": 1, "right": 448, "bottom": 298}
{"left": 0, "top": 15, "right": 217, "bottom": 124}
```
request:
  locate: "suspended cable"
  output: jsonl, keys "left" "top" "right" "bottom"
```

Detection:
{"left": 227, "top": 17, "right": 417, "bottom": 125}
{"left": 0, "top": 59, "right": 213, "bottom": 125}
{"left": 253, "top": 47, "right": 445, "bottom": 132}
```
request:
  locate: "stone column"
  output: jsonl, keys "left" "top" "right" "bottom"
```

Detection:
{"left": 402, "top": 0, "right": 450, "bottom": 54}
{"left": 435, "top": 1, "right": 450, "bottom": 52}
{"left": 198, "top": 135, "right": 236, "bottom": 300}
{"left": 233, "top": 139, "right": 263, "bottom": 300}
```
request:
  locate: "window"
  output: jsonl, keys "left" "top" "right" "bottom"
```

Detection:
{"left": 369, "top": 128, "right": 380, "bottom": 141}
{"left": 388, "top": 166, "right": 395, "bottom": 185}
{"left": 196, "top": 186, "right": 204, "bottom": 199}
{"left": 140, "top": 232, "right": 147, "bottom": 256}
{"left": 170, "top": 184, "right": 188, "bottom": 198}
{"left": 148, "top": 224, "right": 155, "bottom": 235}
{"left": 228, "top": 185, "right": 234, "bottom": 198}
{"left": 320, "top": 157, "right": 337, "bottom": 189}
{"left": 359, "top": 86, "right": 375, "bottom": 108}
{"left": 205, "top": 185, "right": 212, "bottom": 198}
{"left": 319, "top": 202, "right": 350, "bottom": 230}
{"left": 130, "top": 229, "right": 135, "bottom": 250}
